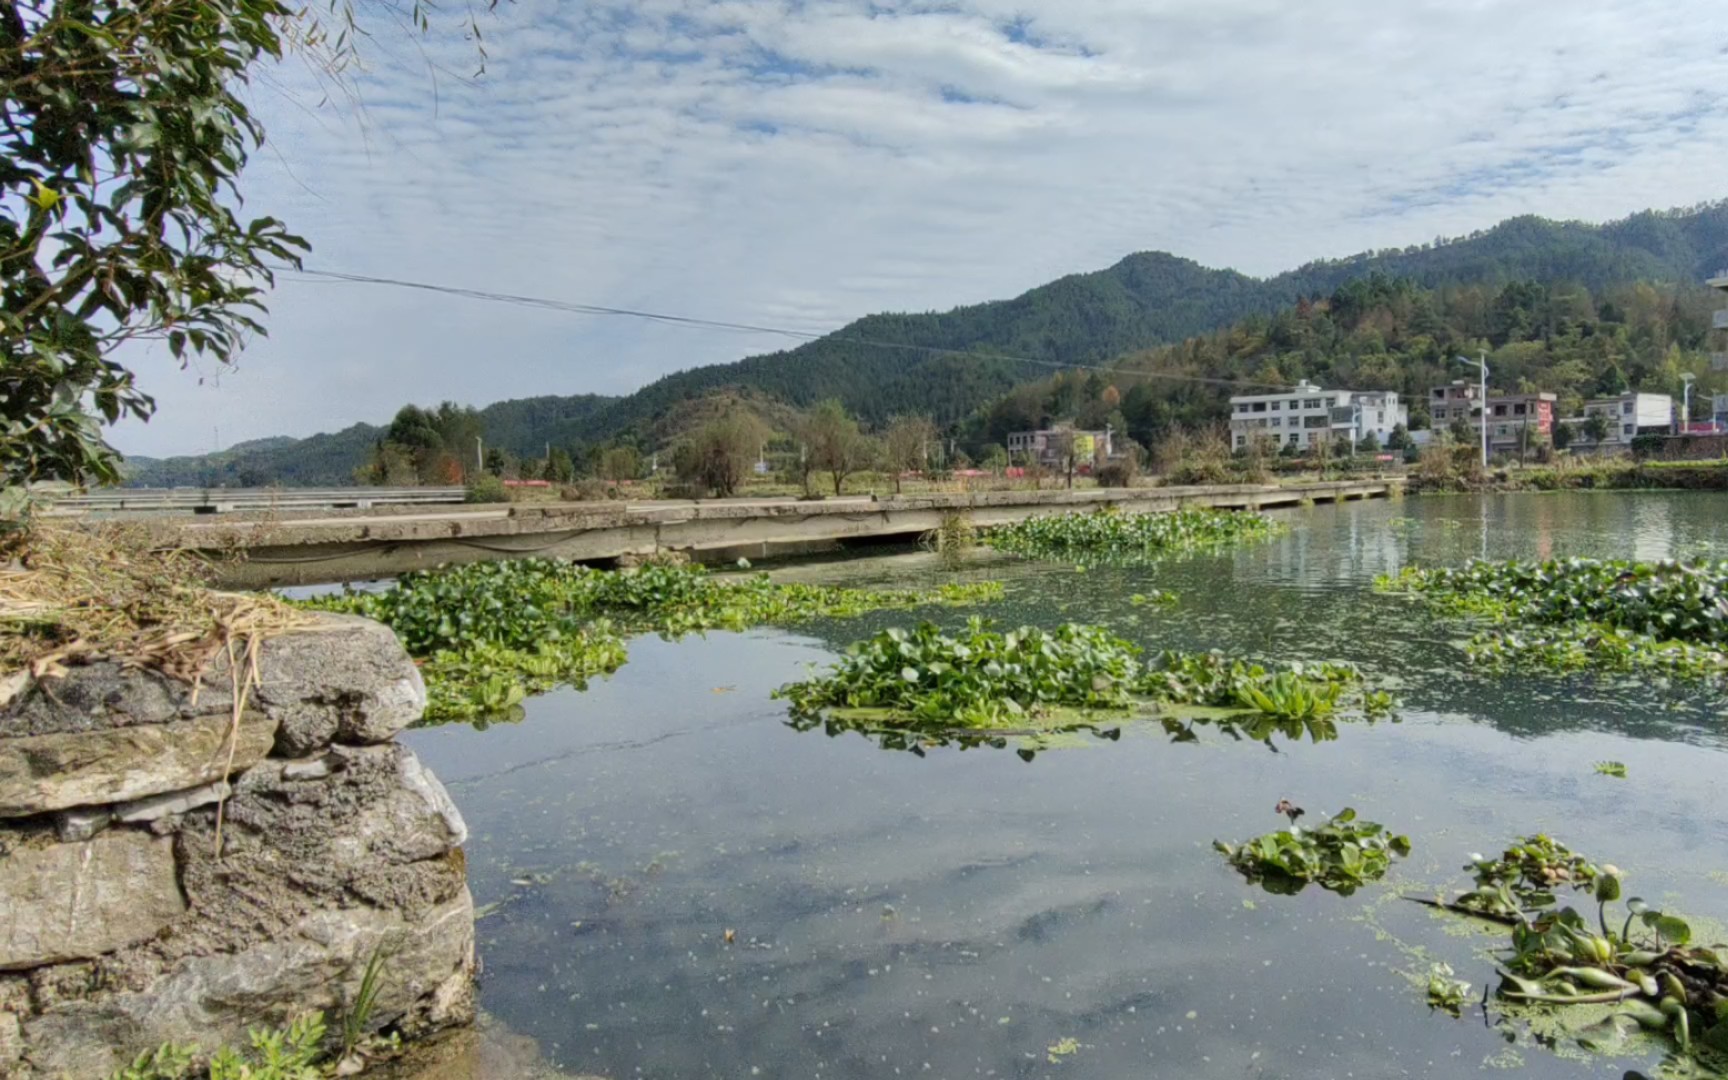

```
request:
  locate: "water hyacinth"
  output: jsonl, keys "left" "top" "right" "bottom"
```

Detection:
{"left": 1423, "top": 836, "right": 1728, "bottom": 1068}
{"left": 1213, "top": 807, "right": 1412, "bottom": 896}
{"left": 297, "top": 560, "right": 1003, "bottom": 721}
{"left": 984, "top": 507, "right": 1284, "bottom": 564}
{"left": 1378, "top": 557, "right": 1728, "bottom": 685}
{"left": 775, "top": 621, "right": 1395, "bottom": 749}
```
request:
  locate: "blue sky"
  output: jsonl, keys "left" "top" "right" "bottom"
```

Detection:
{"left": 114, "top": 0, "right": 1728, "bottom": 456}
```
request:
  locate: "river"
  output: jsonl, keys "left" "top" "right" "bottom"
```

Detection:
{"left": 403, "top": 492, "right": 1728, "bottom": 1079}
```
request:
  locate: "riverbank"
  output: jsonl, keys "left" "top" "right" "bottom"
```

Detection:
{"left": 0, "top": 528, "right": 475, "bottom": 1077}
{"left": 1410, "top": 457, "right": 1728, "bottom": 494}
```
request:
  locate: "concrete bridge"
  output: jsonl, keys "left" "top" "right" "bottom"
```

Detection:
{"left": 168, "top": 478, "right": 1403, "bottom": 589}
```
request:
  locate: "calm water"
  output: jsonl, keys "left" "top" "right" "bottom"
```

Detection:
{"left": 403, "top": 493, "right": 1728, "bottom": 1079}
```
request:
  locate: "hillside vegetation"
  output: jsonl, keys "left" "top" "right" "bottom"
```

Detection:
{"left": 122, "top": 203, "right": 1728, "bottom": 487}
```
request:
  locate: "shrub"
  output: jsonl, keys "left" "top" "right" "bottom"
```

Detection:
{"left": 464, "top": 474, "right": 507, "bottom": 503}
{"left": 559, "top": 479, "right": 618, "bottom": 502}
{"left": 1095, "top": 461, "right": 1137, "bottom": 488}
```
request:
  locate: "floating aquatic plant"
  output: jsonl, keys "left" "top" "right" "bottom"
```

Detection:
{"left": 1378, "top": 558, "right": 1728, "bottom": 685}
{"left": 298, "top": 561, "right": 1003, "bottom": 721}
{"left": 984, "top": 506, "right": 1283, "bottom": 565}
{"left": 1419, "top": 837, "right": 1728, "bottom": 1071}
{"left": 774, "top": 621, "right": 1396, "bottom": 754}
{"left": 774, "top": 618, "right": 1147, "bottom": 729}
{"left": 1213, "top": 806, "right": 1411, "bottom": 896}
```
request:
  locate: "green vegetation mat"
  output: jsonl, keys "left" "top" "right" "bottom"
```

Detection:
{"left": 983, "top": 507, "right": 1284, "bottom": 565}
{"left": 295, "top": 561, "right": 1002, "bottom": 721}
{"left": 774, "top": 618, "right": 1394, "bottom": 754}
{"left": 1378, "top": 557, "right": 1728, "bottom": 684}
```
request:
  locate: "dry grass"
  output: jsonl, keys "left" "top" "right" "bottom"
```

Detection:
{"left": 0, "top": 523, "right": 311, "bottom": 684}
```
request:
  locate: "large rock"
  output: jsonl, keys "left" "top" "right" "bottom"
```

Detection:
{"left": 19, "top": 890, "right": 474, "bottom": 1078}
{"left": 9, "top": 743, "right": 472, "bottom": 1076}
{"left": 0, "top": 829, "right": 185, "bottom": 970}
{"left": 0, "top": 713, "right": 276, "bottom": 818}
{"left": 0, "top": 613, "right": 425, "bottom": 762}
{"left": 252, "top": 614, "right": 427, "bottom": 756}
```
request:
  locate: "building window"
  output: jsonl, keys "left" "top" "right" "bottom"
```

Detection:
{"left": 1271, "top": 417, "right": 1282, "bottom": 428}
{"left": 1513, "top": 403, "right": 1526, "bottom": 416}
{"left": 1289, "top": 433, "right": 1300, "bottom": 445}
{"left": 1623, "top": 424, "right": 1634, "bottom": 436}
{"left": 1493, "top": 405, "right": 1507, "bottom": 417}
{"left": 1235, "top": 434, "right": 1246, "bottom": 448}
{"left": 1252, "top": 402, "right": 1266, "bottom": 413}
{"left": 1623, "top": 402, "right": 1633, "bottom": 414}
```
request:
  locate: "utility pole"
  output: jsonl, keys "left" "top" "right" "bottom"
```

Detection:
{"left": 1682, "top": 372, "right": 1697, "bottom": 433}
{"left": 1456, "top": 351, "right": 1489, "bottom": 469}
{"left": 476, "top": 436, "right": 484, "bottom": 474}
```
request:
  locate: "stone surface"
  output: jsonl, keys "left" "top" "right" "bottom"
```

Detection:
{"left": 18, "top": 889, "right": 474, "bottom": 1078}
{"left": 113, "top": 780, "right": 230, "bottom": 825}
{"left": 8, "top": 742, "right": 473, "bottom": 1076}
{"left": 0, "top": 612, "right": 423, "bottom": 758}
{"left": 0, "top": 1008, "right": 19, "bottom": 1069}
{"left": 253, "top": 614, "right": 427, "bottom": 756}
{"left": 53, "top": 806, "right": 112, "bottom": 843}
{"left": 0, "top": 829, "right": 185, "bottom": 970}
{"left": 0, "top": 712, "right": 276, "bottom": 818}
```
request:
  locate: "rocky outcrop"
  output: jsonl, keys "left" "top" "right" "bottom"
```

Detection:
{"left": 0, "top": 829, "right": 185, "bottom": 970}
{"left": 0, "top": 612, "right": 472, "bottom": 1078}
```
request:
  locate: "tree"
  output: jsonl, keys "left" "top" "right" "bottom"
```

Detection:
{"left": 1386, "top": 424, "right": 1412, "bottom": 451}
{"left": 803, "top": 400, "right": 871, "bottom": 496}
{"left": 881, "top": 415, "right": 937, "bottom": 494}
{"left": 543, "top": 448, "right": 576, "bottom": 483}
{"left": 0, "top": 0, "right": 497, "bottom": 512}
{"left": 1583, "top": 413, "right": 1613, "bottom": 445}
{"left": 1449, "top": 418, "right": 1476, "bottom": 445}
{"left": 599, "top": 446, "right": 641, "bottom": 483}
{"left": 674, "top": 415, "right": 766, "bottom": 497}
{"left": 1357, "top": 431, "right": 1381, "bottom": 454}
{"left": 1552, "top": 421, "right": 1575, "bottom": 451}
{"left": 355, "top": 442, "right": 417, "bottom": 486}
{"left": 980, "top": 444, "right": 1010, "bottom": 475}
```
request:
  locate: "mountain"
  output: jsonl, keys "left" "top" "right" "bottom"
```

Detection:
{"left": 120, "top": 202, "right": 1728, "bottom": 486}
{"left": 124, "top": 394, "right": 618, "bottom": 487}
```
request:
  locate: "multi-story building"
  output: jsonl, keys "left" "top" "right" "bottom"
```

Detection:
{"left": 1573, "top": 392, "right": 1673, "bottom": 447}
{"left": 1006, "top": 426, "right": 1113, "bottom": 469}
{"left": 1429, "top": 380, "right": 1556, "bottom": 454}
{"left": 1227, "top": 381, "right": 1406, "bottom": 452}
{"left": 1711, "top": 269, "right": 1728, "bottom": 373}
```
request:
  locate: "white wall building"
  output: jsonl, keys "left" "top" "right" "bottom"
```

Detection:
{"left": 1228, "top": 381, "right": 1407, "bottom": 452}
{"left": 1575, "top": 392, "right": 1672, "bottom": 446}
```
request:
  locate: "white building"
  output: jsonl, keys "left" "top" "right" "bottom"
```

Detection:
{"left": 1228, "top": 381, "right": 1407, "bottom": 452}
{"left": 1712, "top": 269, "right": 1728, "bottom": 374}
{"left": 1574, "top": 392, "right": 1672, "bottom": 446}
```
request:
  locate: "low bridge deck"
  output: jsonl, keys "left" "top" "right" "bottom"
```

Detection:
{"left": 169, "top": 478, "right": 1402, "bottom": 589}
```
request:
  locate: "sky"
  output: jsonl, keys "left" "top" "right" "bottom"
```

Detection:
{"left": 113, "top": 0, "right": 1728, "bottom": 457}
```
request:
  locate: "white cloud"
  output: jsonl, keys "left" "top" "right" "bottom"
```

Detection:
{"left": 113, "top": 0, "right": 1728, "bottom": 455}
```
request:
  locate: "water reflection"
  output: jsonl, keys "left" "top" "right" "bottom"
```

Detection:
{"left": 402, "top": 493, "right": 1728, "bottom": 1080}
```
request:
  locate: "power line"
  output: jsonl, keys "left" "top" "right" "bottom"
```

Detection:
{"left": 281, "top": 266, "right": 1304, "bottom": 394}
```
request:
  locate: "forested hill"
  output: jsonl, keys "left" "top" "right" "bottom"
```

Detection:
{"left": 124, "top": 394, "right": 618, "bottom": 487}
{"left": 123, "top": 203, "right": 1728, "bottom": 486}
